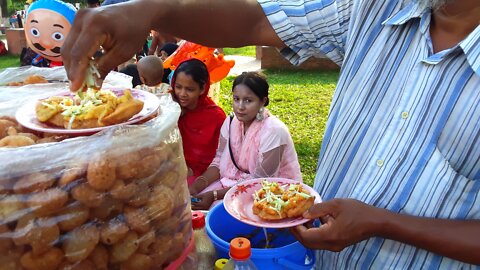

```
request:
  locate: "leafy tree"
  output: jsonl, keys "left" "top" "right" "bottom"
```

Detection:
{"left": 7, "top": 0, "right": 27, "bottom": 16}
{"left": 1, "top": 1, "right": 7, "bottom": 18}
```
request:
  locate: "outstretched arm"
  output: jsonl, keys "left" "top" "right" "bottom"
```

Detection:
{"left": 290, "top": 199, "right": 480, "bottom": 265}
{"left": 62, "top": 0, "right": 284, "bottom": 91}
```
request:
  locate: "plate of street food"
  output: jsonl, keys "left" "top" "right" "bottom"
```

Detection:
{"left": 223, "top": 178, "right": 322, "bottom": 228}
{"left": 15, "top": 88, "right": 161, "bottom": 135}
{"left": 4, "top": 75, "right": 50, "bottom": 86}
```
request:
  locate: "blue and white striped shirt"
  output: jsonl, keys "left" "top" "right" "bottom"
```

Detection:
{"left": 258, "top": 0, "right": 480, "bottom": 269}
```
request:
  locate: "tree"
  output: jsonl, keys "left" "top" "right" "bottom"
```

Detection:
{"left": 1, "top": 0, "right": 7, "bottom": 18}
{"left": 6, "top": 0, "right": 26, "bottom": 16}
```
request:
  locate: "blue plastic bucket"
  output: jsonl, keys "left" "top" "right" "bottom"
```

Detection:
{"left": 206, "top": 202, "right": 314, "bottom": 270}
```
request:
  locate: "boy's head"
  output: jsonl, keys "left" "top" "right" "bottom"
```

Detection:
{"left": 137, "top": 55, "right": 164, "bottom": 86}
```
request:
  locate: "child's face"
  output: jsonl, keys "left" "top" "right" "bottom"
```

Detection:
{"left": 160, "top": 50, "right": 169, "bottom": 61}
{"left": 174, "top": 72, "right": 205, "bottom": 110}
{"left": 232, "top": 84, "right": 265, "bottom": 124}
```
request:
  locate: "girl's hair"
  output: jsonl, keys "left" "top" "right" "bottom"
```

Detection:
{"left": 173, "top": 58, "right": 209, "bottom": 90}
{"left": 232, "top": 72, "right": 270, "bottom": 106}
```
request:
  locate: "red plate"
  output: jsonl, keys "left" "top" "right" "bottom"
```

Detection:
{"left": 15, "top": 88, "right": 160, "bottom": 135}
{"left": 223, "top": 178, "right": 322, "bottom": 228}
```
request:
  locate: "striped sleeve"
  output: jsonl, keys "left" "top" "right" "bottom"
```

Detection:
{"left": 258, "top": 0, "right": 354, "bottom": 66}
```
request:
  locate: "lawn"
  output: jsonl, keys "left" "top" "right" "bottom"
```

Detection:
{"left": 0, "top": 54, "right": 20, "bottom": 69}
{"left": 219, "top": 70, "right": 338, "bottom": 187}
{"left": 223, "top": 46, "right": 256, "bottom": 57}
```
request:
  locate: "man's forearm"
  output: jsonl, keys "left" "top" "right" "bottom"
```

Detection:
{"left": 376, "top": 210, "right": 480, "bottom": 264}
{"left": 141, "top": 0, "right": 284, "bottom": 48}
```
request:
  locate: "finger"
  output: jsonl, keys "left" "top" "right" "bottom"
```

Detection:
{"left": 69, "top": 33, "right": 106, "bottom": 91}
{"left": 95, "top": 44, "right": 137, "bottom": 80}
{"left": 303, "top": 200, "right": 336, "bottom": 219}
{"left": 62, "top": 8, "right": 85, "bottom": 67}
{"left": 289, "top": 224, "right": 307, "bottom": 241}
{"left": 193, "top": 202, "right": 207, "bottom": 211}
{"left": 63, "top": 11, "right": 106, "bottom": 91}
{"left": 303, "top": 219, "right": 316, "bottom": 229}
{"left": 320, "top": 214, "right": 334, "bottom": 225}
{"left": 291, "top": 225, "right": 330, "bottom": 249}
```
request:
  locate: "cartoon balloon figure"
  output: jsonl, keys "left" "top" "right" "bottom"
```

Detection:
{"left": 164, "top": 41, "right": 235, "bottom": 84}
{"left": 24, "top": 0, "right": 76, "bottom": 67}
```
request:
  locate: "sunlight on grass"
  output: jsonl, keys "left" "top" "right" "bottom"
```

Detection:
{"left": 223, "top": 46, "right": 256, "bottom": 57}
{"left": 219, "top": 70, "right": 339, "bottom": 186}
{"left": 0, "top": 54, "right": 20, "bottom": 70}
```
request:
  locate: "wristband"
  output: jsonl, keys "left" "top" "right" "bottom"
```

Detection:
{"left": 213, "top": 190, "right": 218, "bottom": 201}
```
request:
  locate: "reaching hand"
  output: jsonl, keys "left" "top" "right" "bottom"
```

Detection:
{"left": 189, "top": 183, "right": 202, "bottom": 196}
{"left": 290, "top": 199, "right": 384, "bottom": 252}
{"left": 62, "top": 3, "right": 150, "bottom": 91}
{"left": 191, "top": 192, "right": 215, "bottom": 210}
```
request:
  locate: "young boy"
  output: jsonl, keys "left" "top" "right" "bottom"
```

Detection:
{"left": 135, "top": 55, "right": 170, "bottom": 94}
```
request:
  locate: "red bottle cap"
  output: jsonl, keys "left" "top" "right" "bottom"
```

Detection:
{"left": 192, "top": 211, "right": 206, "bottom": 229}
{"left": 229, "top": 237, "right": 251, "bottom": 260}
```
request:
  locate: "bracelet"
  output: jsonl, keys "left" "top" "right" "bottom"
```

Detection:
{"left": 212, "top": 190, "right": 218, "bottom": 201}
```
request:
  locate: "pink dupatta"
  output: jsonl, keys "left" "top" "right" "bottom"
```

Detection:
{"left": 220, "top": 109, "right": 270, "bottom": 187}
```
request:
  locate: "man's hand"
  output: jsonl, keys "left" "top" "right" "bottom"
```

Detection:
{"left": 62, "top": 3, "right": 150, "bottom": 91}
{"left": 290, "top": 199, "right": 384, "bottom": 252}
{"left": 191, "top": 192, "right": 215, "bottom": 210}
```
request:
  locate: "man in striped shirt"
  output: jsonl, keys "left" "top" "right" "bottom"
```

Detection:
{"left": 62, "top": 0, "right": 479, "bottom": 268}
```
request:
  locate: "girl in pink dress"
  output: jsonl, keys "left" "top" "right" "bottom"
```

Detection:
{"left": 190, "top": 72, "right": 302, "bottom": 210}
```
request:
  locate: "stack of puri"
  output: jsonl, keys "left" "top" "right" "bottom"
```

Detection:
{"left": 0, "top": 131, "right": 191, "bottom": 270}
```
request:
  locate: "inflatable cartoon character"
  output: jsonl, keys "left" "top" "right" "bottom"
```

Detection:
{"left": 164, "top": 41, "right": 235, "bottom": 84}
{"left": 24, "top": 0, "right": 76, "bottom": 67}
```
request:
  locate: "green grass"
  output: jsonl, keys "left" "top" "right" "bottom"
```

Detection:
{"left": 0, "top": 54, "right": 20, "bottom": 69}
{"left": 223, "top": 46, "right": 256, "bottom": 57}
{"left": 218, "top": 70, "right": 339, "bottom": 186}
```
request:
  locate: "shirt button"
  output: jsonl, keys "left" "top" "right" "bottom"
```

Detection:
{"left": 376, "top": 159, "right": 384, "bottom": 167}
{"left": 401, "top": 111, "right": 409, "bottom": 119}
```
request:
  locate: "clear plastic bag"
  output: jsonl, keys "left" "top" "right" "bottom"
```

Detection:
{"left": 0, "top": 71, "right": 192, "bottom": 270}
{"left": 0, "top": 66, "right": 132, "bottom": 89}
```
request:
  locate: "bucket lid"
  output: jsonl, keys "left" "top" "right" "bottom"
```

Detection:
{"left": 214, "top": 258, "right": 228, "bottom": 270}
{"left": 229, "top": 237, "right": 251, "bottom": 260}
{"left": 192, "top": 211, "right": 206, "bottom": 229}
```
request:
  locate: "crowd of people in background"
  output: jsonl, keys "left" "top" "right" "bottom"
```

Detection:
{"left": 8, "top": 11, "right": 24, "bottom": 28}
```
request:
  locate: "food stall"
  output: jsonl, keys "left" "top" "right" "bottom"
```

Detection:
{"left": 0, "top": 66, "right": 196, "bottom": 269}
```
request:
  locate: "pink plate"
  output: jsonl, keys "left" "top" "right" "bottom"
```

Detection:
{"left": 223, "top": 178, "right": 322, "bottom": 228}
{"left": 15, "top": 88, "right": 160, "bottom": 135}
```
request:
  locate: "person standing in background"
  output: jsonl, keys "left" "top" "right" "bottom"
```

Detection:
{"left": 16, "top": 12, "right": 24, "bottom": 28}
{"left": 148, "top": 30, "right": 178, "bottom": 56}
{"left": 86, "top": 0, "right": 100, "bottom": 8}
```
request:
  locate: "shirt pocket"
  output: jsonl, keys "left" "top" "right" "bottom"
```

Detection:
{"left": 436, "top": 91, "right": 480, "bottom": 180}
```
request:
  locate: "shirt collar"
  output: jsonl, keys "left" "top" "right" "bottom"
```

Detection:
{"left": 382, "top": 1, "right": 480, "bottom": 76}
{"left": 459, "top": 25, "right": 480, "bottom": 76}
{"left": 382, "top": 1, "right": 426, "bottom": 26}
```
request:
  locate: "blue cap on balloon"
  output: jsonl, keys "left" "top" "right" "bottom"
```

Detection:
{"left": 27, "top": 0, "right": 76, "bottom": 25}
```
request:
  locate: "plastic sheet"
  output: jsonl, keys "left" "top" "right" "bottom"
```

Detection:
{"left": 0, "top": 66, "right": 132, "bottom": 89}
{"left": 0, "top": 68, "right": 192, "bottom": 270}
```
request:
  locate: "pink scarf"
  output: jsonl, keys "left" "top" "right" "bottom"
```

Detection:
{"left": 223, "top": 109, "right": 270, "bottom": 181}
